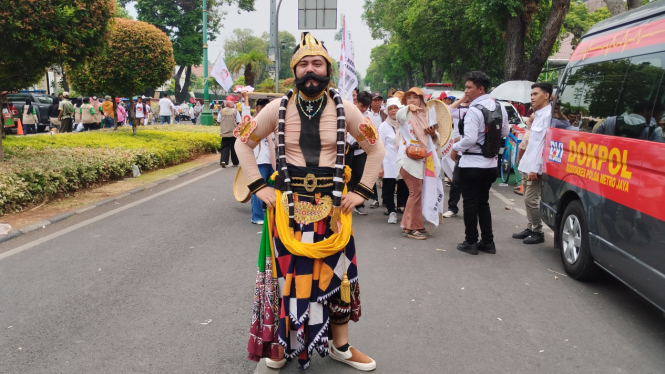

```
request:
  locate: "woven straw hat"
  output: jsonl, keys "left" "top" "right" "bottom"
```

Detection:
{"left": 233, "top": 166, "right": 251, "bottom": 203}
{"left": 426, "top": 99, "right": 453, "bottom": 148}
{"left": 400, "top": 87, "right": 425, "bottom": 105}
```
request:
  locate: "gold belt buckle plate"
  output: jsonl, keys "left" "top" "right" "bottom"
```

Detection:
{"left": 304, "top": 173, "right": 317, "bottom": 192}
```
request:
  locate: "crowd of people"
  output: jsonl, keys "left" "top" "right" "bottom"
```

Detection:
{"left": 235, "top": 71, "right": 556, "bottom": 253}
{"left": 7, "top": 91, "right": 219, "bottom": 134}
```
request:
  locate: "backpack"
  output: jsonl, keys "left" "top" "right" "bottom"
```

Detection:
{"left": 459, "top": 101, "right": 503, "bottom": 157}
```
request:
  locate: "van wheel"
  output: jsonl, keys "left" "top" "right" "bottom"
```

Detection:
{"left": 559, "top": 200, "right": 598, "bottom": 280}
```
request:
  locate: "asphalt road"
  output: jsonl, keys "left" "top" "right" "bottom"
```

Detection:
{"left": 1, "top": 164, "right": 664, "bottom": 374}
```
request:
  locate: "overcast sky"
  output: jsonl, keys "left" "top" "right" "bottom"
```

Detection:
{"left": 127, "top": 0, "right": 381, "bottom": 76}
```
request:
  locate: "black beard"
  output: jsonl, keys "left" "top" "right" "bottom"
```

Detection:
{"left": 295, "top": 72, "right": 330, "bottom": 96}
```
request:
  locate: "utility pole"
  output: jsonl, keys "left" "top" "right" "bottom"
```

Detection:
{"left": 200, "top": 0, "right": 213, "bottom": 126}
{"left": 270, "top": 0, "right": 284, "bottom": 93}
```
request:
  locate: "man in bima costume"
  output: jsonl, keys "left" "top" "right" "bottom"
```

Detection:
{"left": 236, "top": 33, "right": 384, "bottom": 371}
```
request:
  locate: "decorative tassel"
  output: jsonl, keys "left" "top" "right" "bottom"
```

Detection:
{"left": 340, "top": 272, "right": 351, "bottom": 303}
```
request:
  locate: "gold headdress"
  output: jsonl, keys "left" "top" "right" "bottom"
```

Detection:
{"left": 290, "top": 32, "right": 333, "bottom": 69}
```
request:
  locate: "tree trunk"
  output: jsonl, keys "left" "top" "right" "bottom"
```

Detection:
{"left": 504, "top": 16, "right": 527, "bottom": 81}
{"left": 174, "top": 66, "right": 192, "bottom": 103}
{"left": 604, "top": 0, "right": 626, "bottom": 16}
{"left": 129, "top": 94, "right": 136, "bottom": 135}
{"left": 421, "top": 59, "right": 433, "bottom": 83}
{"left": 434, "top": 61, "right": 444, "bottom": 83}
{"left": 523, "top": 0, "right": 571, "bottom": 82}
{"left": 627, "top": 0, "right": 642, "bottom": 10}
{"left": 245, "top": 64, "right": 255, "bottom": 87}
{"left": 61, "top": 70, "right": 70, "bottom": 92}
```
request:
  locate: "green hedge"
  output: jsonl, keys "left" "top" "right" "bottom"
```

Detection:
{"left": 0, "top": 126, "right": 221, "bottom": 214}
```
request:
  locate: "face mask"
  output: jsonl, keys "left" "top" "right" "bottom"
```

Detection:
{"left": 295, "top": 72, "right": 330, "bottom": 96}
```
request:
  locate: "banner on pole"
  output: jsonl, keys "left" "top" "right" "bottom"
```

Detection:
{"left": 338, "top": 15, "right": 358, "bottom": 102}
{"left": 210, "top": 56, "right": 234, "bottom": 92}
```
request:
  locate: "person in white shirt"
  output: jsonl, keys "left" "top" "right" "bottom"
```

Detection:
{"left": 174, "top": 103, "right": 181, "bottom": 124}
{"left": 346, "top": 91, "right": 373, "bottom": 215}
{"left": 450, "top": 71, "right": 510, "bottom": 254}
{"left": 144, "top": 99, "right": 152, "bottom": 126}
{"left": 512, "top": 82, "right": 553, "bottom": 245}
{"left": 249, "top": 98, "right": 275, "bottom": 224}
{"left": 158, "top": 94, "right": 175, "bottom": 125}
{"left": 378, "top": 97, "right": 406, "bottom": 224}
{"left": 442, "top": 96, "right": 469, "bottom": 218}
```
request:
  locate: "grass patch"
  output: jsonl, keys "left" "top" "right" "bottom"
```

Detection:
{"left": 0, "top": 125, "right": 220, "bottom": 214}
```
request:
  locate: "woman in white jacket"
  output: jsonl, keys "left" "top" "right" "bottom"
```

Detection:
{"left": 395, "top": 88, "right": 440, "bottom": 240}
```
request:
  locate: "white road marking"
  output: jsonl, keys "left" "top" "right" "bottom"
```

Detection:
{"left": 513, "top": 207, "right": 527, "bottom": 216}
{"left": 490, "top": 188, "right": 515, "bottom": 206}
{"left": 0, "top": 168, "right": 222, "bottom": 261}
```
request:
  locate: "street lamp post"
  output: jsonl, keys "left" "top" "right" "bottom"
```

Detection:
{"left": 200, "top": 0, "right": 213, "bottom": 126}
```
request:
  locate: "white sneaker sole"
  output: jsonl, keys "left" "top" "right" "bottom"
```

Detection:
{"left": 265, "top": 358, "right": 286, "bottom": 369}
{"left": 329, "top": 351, "right": 376, "bottom": 371}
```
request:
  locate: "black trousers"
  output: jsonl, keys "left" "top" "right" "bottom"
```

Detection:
{"left": 460, "top": 167, "right": 497, "bottom": 244}
{"left": 220, "top": 137, "right": 239, "bottom": 165}
{"left": 348, "top": 152, "right": 367, "bottom": 208}
{"left": 447, "top": 158, "right": 462, "bottom": 213}
{"left": 397, "top": 179, "right": 408, "bottom": 208}
{"left": 382, "top": 178, "right": 409, "bottom": 213}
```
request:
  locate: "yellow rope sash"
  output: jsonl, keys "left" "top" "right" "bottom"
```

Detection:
{"left": 273, "top": 189, "right": 353, "bottom": 259}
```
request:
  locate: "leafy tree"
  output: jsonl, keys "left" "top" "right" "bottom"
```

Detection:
{"left": 227, "top": 50, "right": 272, "bottom": 87}
{"left": 131, "top": 0, "right": 255, "bottom": 103}
{"left": 604, "top": 0, "right": 647, "bottom": 16}
{"left": 256, "top": 78, "right": 276, "bottom": 93}
{"left": 563, "top": 1, "right": 611, "bottom": 48}
{"left": 68, "top": 18, "right": 176, "bottom": 134}
{"left": 0, "top": 0, "right": 115, "bottom": 160}
{"left": 115, "top": 5, "right": 134, "bottom": 19}
{"left": 234, "top": 76, "right": 246, "bottom": 86}
{"left": 277, "top": 31, "right": 297, "bottom": 80}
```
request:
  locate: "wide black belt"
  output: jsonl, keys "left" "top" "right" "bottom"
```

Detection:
{"left": 273, "top": 164, "right": 335, "bottom": 195}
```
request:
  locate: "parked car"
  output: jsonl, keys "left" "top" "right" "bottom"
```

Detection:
{"left": 7, "top": 92, "right": 53, "bottom": 133}
{"left": 541, "top": 1, "right": 665, "bottom": 314}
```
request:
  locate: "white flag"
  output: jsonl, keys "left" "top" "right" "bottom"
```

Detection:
{"left": 210, "top": 56, "right": 234, "bottom": 91}
{"left": 338, "top": 16, "right": 358, "bottom": 102}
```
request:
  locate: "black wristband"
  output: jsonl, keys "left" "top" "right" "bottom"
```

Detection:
{"left": 248, "top": 178, "right": 268, "bottom": 194}
{"left": 354, "top": 183, "right": 374, "bottom": 200}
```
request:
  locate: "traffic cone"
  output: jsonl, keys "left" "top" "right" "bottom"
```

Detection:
{"left": 16, "top": 118, "right": 23, "bottom": 135}
{"left": 519, "top": 184, "right": 524, "bottom": 194}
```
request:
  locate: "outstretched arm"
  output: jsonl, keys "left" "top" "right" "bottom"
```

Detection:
{"left": 234, "top": 100, "right": 280, "bottom": 208}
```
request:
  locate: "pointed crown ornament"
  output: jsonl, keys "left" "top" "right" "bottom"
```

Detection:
{"left": 290, "top": 32, "right": 333, "bottom": 69}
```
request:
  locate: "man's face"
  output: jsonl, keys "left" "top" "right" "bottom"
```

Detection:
{"left": 356, "top": 102, "right": 369, "bottom": 113}
{"left": 443, "top": 98, "right": 452, "bottom": 106}
{"left": 568, "top": 113, "right": 578, "bottom": 123}
{"left": 225, "top": 101, "right": 233, "bottom": 108}
{"left": 352, "top": 91, "right": 358, "bottom": 104}
{"left": 371, "top": 97, "right": 382, "bottom": 112}
{"left": 464, "top": 81, "right": 484, "bottom": 102}
{"left": 530, "top": 88, "right": 550, "bottom": 110}
{"left": 295, "top": 56, "right": 328, "bottom": 83}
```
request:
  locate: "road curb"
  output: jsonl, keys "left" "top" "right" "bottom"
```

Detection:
{"left": 1, "top": 160, "right": 220, "bottom": 245}
{"left": 0, "top": 230, "right": 22, "bottom": 244}
{"left": 19, "top": 220, "right": 51, "bottom": 234}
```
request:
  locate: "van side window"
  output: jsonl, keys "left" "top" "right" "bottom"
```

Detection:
{"left": 557, "top": 54, "right": 665, "bottom": 142}
{"left": 593, "top": 54, "right": 665, "bottom": 142}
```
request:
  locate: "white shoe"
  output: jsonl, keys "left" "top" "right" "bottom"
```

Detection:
{"left": 265, "top": 358, "right": 286, "bottom": 369}
{"left": 388, "top": 212, "right": 397, "bottom": 224}
{"left": 442, "top": 210, "right": 457, "bottom": 218}
{"left": 329, "top": 344, "right": 376, "bottom": 371}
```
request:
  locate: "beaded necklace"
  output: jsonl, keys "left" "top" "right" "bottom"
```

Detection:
{"left": 277, "top": 88, "right": 346, "bottom": 228}
{"left": 297, "top": 92, "right": 326, "bottom": 119}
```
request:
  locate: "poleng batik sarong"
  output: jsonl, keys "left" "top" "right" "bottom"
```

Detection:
{"left": 247, "top": 195, "right": 361, "bottom": 370}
